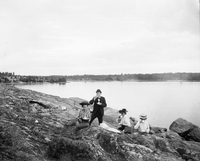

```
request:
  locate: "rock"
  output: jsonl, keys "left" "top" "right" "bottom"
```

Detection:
{"left": 44, "top": 137, "right": 51, "bottom": 142}
{"left": 165, "top": 131, "right": 182, "bottom": 140}
{"left": 47, "top": 137, "right": 95, "bottom": 161}
{"left": 151, "top": 126, "right": 167, "bottom": 134}
{"left": 186, "top": 126, "right": 200, "bottom": 142}
{"left": 61, "top": 106, "right": 67, "bottom": 110}
{"left": 170, "top": 118, "right": 200, "bottom": 142}
{"left": 56, "top": 126, "right": 184, "bottom": 161}
{"left": 30, "top": 100, "right": 58, "bottom": 109}
{"left": 130, "top": 133, "right": 156, "bottom": 151}
{"left": 168, "top": 138, "right": 200, "bottom": 161}
{"left": 169, "top": 118, "right": 195, "bottom": 135}
{"left": 29, "top": 104, "right": 38, "bottom": 113}
{"left": 0, "top": 84, "right": 199, "bottom": 161}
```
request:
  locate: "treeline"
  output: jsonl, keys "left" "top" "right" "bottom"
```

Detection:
{"left": 64, "top": 73, "right": 200, "bottom": 82}
{"left": 1, "top": 72, "right": 200, "bottom": 83}
{"left": 0, "top": 72, "right": 67, "bottom": 83}
{"left": 19, "top": 76, "right": 67, "bottom": 83}
{"left": 0, "top": 72, "right": 15, "bottom": 76}
{"left": 44, "top": 76, "right": 67, "bottom": 83}
{"left": 0, "top": 72, "right": 15, "bottom": 83}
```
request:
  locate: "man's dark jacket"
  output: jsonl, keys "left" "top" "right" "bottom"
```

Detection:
{"left": 89, "top": 97, "right": 107, "bottom": 116}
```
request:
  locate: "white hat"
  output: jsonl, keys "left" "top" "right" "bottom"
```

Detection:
{"left": 140, "top": 113, "right": 147, "bottom": 120}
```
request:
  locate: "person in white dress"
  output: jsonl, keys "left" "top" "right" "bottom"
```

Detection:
{"left": 117, "top": 108, "right": 131, "bottom": 131}
{"left": 134, "top": 113, "right": 150, "bottom": 134}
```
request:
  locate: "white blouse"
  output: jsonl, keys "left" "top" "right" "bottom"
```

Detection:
{"left": 134, "top": 120, "right": 150, "bottom": 133}
{"left": 119, "top": 115, "right": 131, "bottom": 127}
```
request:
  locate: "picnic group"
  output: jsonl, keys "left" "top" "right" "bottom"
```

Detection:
{"left": 66, "top": 89, "right": 151, "bottom": 135}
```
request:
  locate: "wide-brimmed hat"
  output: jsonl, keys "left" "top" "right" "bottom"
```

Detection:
{"left": 79, "top": 101, "right": 90, "bottom": 106}
{"left": 119, "top": 108, "right": 128, "bottom": 114}
{"left": 96, "top": 89, "right": 102, "bottom": 93}
{"left": 140, "top": 113, "right": 147, "bottom": 120}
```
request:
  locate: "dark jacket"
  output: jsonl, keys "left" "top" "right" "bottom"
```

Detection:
{"left": 89, "top": 96, "right": 107, "bottom": 116}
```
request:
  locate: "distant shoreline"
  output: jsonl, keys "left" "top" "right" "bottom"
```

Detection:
{"left": 1, "top": 80, "right": 200, "bottom": 86}
{"left": 1, "top": 72, "right": 200, "bottom": 83}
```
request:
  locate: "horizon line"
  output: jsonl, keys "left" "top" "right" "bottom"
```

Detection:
{"left": 14, "top": 72, "right": 200, "bottom": 77}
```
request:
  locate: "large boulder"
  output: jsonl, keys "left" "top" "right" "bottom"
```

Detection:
{"left": 186, "top": 126, "right": 200, "bottom": 142}
{"left": 169, "top": 118, "right": 200, "bottom": 142}
{"left": 169, "top": 118, "right": 196, "bottom": 135}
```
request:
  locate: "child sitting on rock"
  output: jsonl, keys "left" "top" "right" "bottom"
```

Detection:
{"left": 134, "top": 113, "right": 150, "bottom": 134}
{"left": 117, "top": 108, "right": 131, "bottom": 132}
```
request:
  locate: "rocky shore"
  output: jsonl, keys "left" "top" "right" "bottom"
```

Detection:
{"left": 0, "top": 84, "right": 200, "bottom": 161}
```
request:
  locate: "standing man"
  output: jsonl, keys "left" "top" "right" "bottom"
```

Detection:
{"left": 89, "top": 89, "right": 107, "bottom": 126}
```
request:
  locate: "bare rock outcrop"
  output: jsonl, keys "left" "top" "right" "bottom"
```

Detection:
{"left": 0, "top": 84, "right": 200, "bottom": 161}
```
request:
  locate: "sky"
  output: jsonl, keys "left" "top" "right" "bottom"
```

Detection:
{"left": 0, "top": 0, "right": 199, "bottom": 76}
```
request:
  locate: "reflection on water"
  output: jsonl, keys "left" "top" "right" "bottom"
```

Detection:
{"left": 16, "top": 81, "right": 200, "bottom": 128}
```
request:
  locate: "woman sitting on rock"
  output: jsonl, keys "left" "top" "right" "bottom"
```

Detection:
{"left": 77, "top": 101, "right": 90, "bottom": 122}
{"left": 117, "top": 108, "right": 131, "bottom": 132}
{"left": 65, "top": 101, "right": 91, "bottom": 130}
{"left": 134, "top": 113, "right": 150, "bottom": 134}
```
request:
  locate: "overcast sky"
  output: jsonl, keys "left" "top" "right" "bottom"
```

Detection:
{"left": 0, "top": 0, "right": 199, "bottom": 76}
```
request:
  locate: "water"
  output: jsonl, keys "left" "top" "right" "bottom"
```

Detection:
{"left": 16, "top": 81, "right": 200, "bottom": 128}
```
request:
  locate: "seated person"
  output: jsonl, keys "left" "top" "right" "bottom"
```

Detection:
{"left": 77, "top": 101, "right": 91, "bottom": 129}
{"left": 134, "top": 113, "right": 150, "bottom": 134}
{"left": 78, "top": 101, "right": 91, "bottom": 122}
{"left": 65, "top": 101, "right": 91, "bottom": 130}
{"left": 117, "top": 108, "right": 131, "bottom": 132}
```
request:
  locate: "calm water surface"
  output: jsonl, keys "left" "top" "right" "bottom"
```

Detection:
{"left": 16, "top": 81, "right": 200, "bottom": 128}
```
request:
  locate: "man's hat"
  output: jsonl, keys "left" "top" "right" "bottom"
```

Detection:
{"left": 79, "top": 101, "right": 90, "bottom": 106}
{"left": 96, "top": 89, "right": 102, "bottom": 93}
{"left": 140, "top": 113, "right": 147, "bottom": 120}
